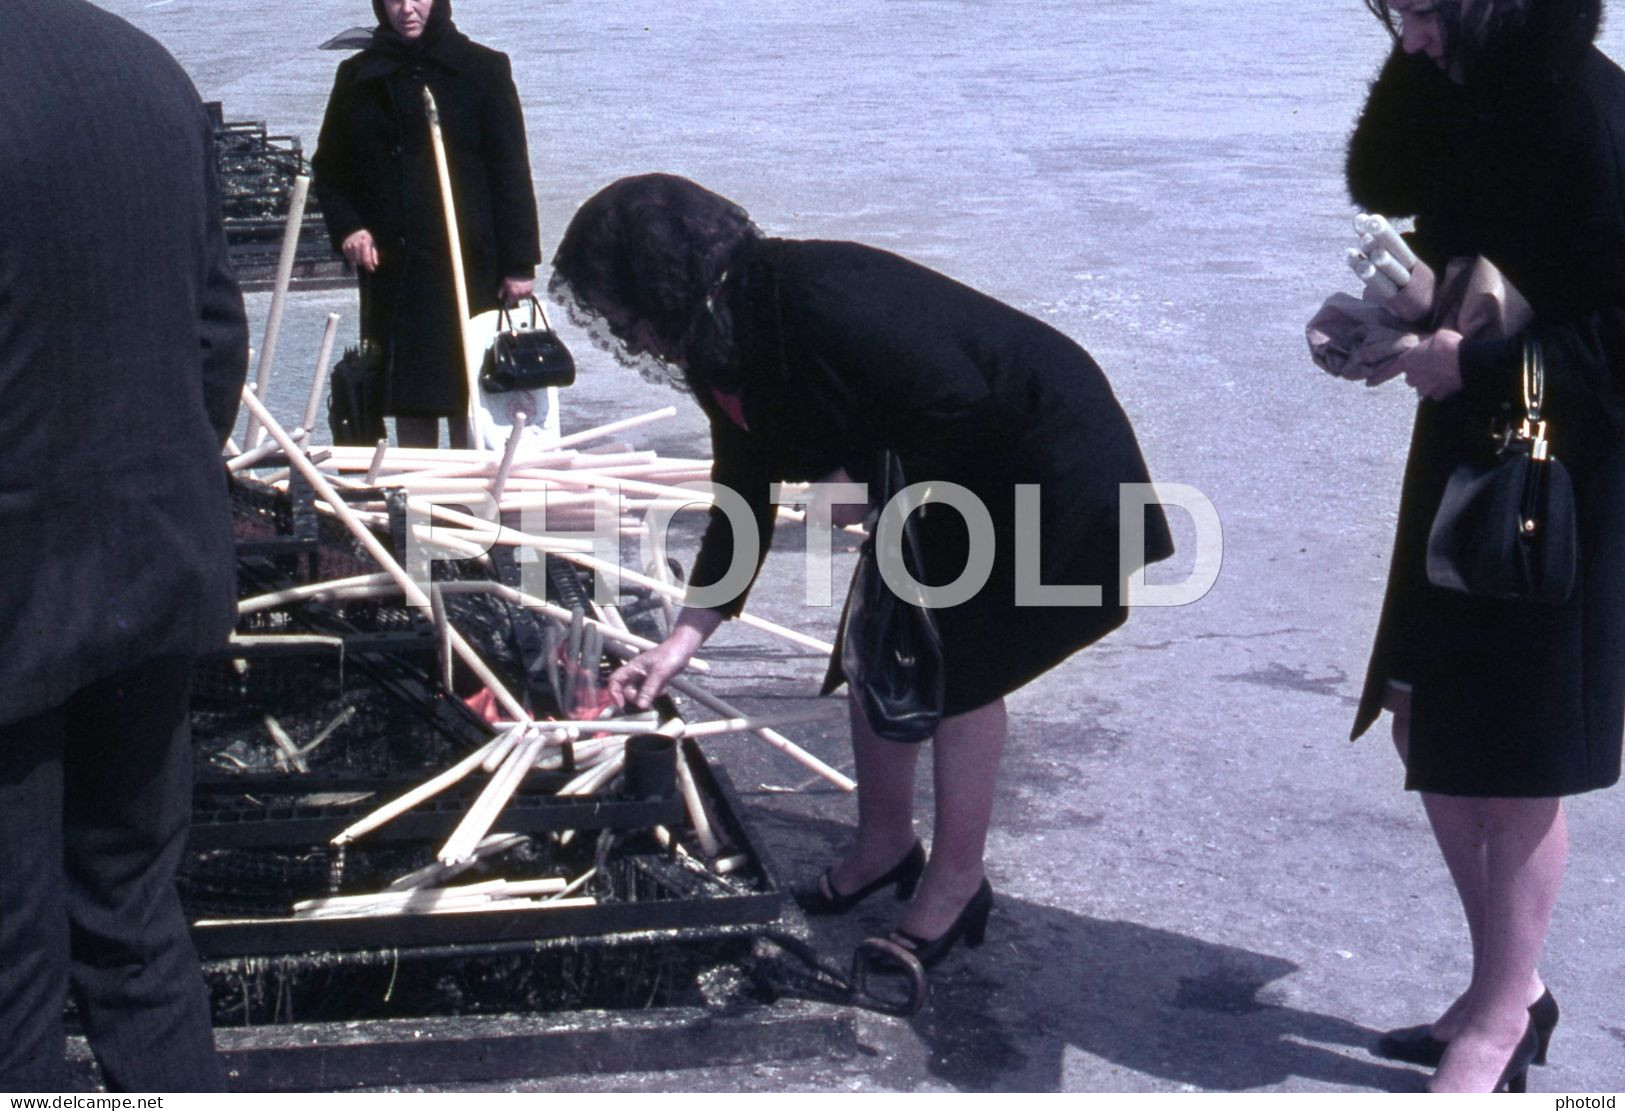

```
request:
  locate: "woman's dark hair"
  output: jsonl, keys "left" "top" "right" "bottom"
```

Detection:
{"left": 549, "top": 174, "right": 760, "bottom": 391}
{"left": 1364, "top": 0, "right": 1541, "bottom": 82}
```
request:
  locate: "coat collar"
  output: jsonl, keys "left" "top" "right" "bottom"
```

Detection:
{"left": 349, "top": 25, "right": 472, "bottom": 83}
{"left": 1345, "top": 0, "right": 1603, "bottom": 215}
{"left": 1458, "top": 0, "right": 1601, "bottom": 91}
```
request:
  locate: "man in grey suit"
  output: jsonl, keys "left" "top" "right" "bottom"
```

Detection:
{"left": 0, "top": 0, "right": 249, "bottom": 1091}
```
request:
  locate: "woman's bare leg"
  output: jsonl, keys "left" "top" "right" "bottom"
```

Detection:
{"left": 898, "top": 697, "right": 1007, "bottom": 940}
{"left": 1394, "top": 702, "right": 1488, "bottom": 1039}
{"left": 1392, "top": 701, "right": 1547, "bottom": 1040}
{"left": 824, "top": 698, "right": 922, "bottom": 895}
{"left": 1419, "top": 782, "right": 1491, "bottom": 1039}
{"left": 1428, "top": 796, "right": 1567, "bottom": 1092}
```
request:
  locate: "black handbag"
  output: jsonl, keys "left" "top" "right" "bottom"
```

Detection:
{"left": 480, "top": 297, "right": 575, "bottom": 393}
{"left": 327, "top": 339, "right": 387, "bottom": 446}
{"left": 825, "top": 451, "right": 946, "bottom": 743}
{"left": 1426, "top": 337, "right": 1578, "bottom": 605}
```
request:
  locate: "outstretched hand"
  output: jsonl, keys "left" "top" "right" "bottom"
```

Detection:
{"left": 607, "top": 640, "right": 694, "bottom": 710}
{"left": 606, "top": 608, "right": 721, "bottom": 710}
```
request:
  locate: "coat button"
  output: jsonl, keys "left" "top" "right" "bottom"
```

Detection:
{"left": 390, "top": 144, "right": 402, "bottom": 157}
{"left": 396, "top": 236, "right": 407, "bottom": 248}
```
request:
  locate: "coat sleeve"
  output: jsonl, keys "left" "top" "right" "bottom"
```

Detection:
{"left": 311, "top": 61, "right": 368, "bottom": 251}
{"left": 479, "top": 51, "right": 540, "bottom": 280}
{"left": 789, "top": 259, "right": 1036, "bottom": 478}
{"left": 196, "top": 103, "right": 249, "bottom": 447}
{"left": 1460, "top": 101, "right": 1625, "bottom": 413}
{"left": 685, "top": 414, "right": 780, "bottom": 618}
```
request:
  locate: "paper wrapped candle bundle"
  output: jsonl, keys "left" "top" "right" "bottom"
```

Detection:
{"left": 1309, "top": 215, "right": 1533, "bottom": 380}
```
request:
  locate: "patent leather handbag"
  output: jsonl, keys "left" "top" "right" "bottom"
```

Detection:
{"left": 1426, "top": 338, "right": 1577, "bottom": 605}
{"left": 480, "top": 297, "right": 575, "bottom": 393}
{"left": 823, "top": 451, "right": 945, "bottom": 743}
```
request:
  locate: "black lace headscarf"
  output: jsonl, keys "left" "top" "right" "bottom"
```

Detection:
{"left": 549, "top": 174, "right": 761, "bottom": 393}
{"left": 369, "top": 0, "right": 456, "bottom": 59}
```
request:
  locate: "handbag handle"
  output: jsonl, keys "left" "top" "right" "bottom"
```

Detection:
{"left": 1520, "top": 337, "right": 1550, "bottom": 461}
{"left": 498, "top": 295, "right": 556, "bottom": 336}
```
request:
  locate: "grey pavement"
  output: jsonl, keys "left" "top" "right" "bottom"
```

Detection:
{"left": 93, "top": 0, "right": 1625, "bottom": 1093}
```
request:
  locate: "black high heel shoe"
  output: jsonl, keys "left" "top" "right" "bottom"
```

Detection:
{"left": 1376, "top": 989, "right": 1558, "bottom": 1068}
{"left": 1528, "top": 989, "right": 1560, "bottom": 1066}
{"left": 888, "top": 878, "right": 994, "bottom": 968}
{"left": 796, "top": 840, "right": 926, "bottom": 916}
{"left": 1492, "top": 1019, "right": 1542, "bottom": 1094}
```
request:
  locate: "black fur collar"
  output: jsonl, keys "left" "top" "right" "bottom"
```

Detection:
{"left": 1345, "top": 0, "right": 1605, "bottom": 213}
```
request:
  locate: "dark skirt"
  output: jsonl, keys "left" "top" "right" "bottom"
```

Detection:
{"left": 1355, "top": 401, "right": 1625, "bottom": 798}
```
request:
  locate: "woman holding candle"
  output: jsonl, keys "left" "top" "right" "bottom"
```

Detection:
{"left": 1334, "top": 0, "right": 1625, "bottom": 1092}
{"left": 312, "top": 0, "right": 540, "bottom": 448}
{"left": 552, "top": 173, "right": 1172, "bottom": 968}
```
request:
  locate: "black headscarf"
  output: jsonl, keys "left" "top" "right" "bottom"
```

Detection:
{"left": 369, "top": 0, "right": 456, "bottom": 58}
{"left": 549, "top": 174, "right": 761, "bottom": 392}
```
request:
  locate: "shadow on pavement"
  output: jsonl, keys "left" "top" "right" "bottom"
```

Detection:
{"left": 755, "top": 809, "right": 1423, "bottom": 1093}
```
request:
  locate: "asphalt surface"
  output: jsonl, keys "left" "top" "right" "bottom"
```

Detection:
{"left": 87, "top": 0, "right": 1625, "bottom": 1093}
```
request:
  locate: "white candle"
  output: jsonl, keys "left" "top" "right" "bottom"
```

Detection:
{"left": 1347, "top": 248, "right": 1400, "bottom": 298}
{"left": 1368, "top": 248, "right": 1411, "bottom": 288}
{"left": 1354, "top": 213, "right": 1420, "bottom": 270}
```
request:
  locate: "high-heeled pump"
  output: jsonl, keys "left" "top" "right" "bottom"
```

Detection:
{"left": 888, "top": 878, "right": 993, "bottom": 968}
{"left": 1376, "top": 988, "right": 1558, "bottom": 1068}
{"left": 1491, "top": 1019, "right": 1542, "bottom": 1094}
{"left": 796, "top": 840, "right": 926, "bottom": 916}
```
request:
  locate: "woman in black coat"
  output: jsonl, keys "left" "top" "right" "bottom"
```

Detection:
{"left": 552, "top": 174, "right": 1172, "bottom": 966}
{"left": 312, "top": 0, "right": 540, "bottom": 447}
{"left": 1334, "top": 0, "right": 1625, "bottom": 1092}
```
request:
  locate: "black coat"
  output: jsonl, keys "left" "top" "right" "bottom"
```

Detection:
{"left": 1347, "top": 0, "right": 1625, "bottom": 796}
{"left": 312, "top": 27, "right": 540, "bottom": 416}
{"left": 0, "top": 0, "right": 249, "bottom": 726}
{"left": 688, "top": 239, "right": 1173, "bottom": 713}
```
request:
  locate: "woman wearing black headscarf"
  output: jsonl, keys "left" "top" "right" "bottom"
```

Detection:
{"left": 551, "top": 173, "right": 1173, "bottom": 970}
{"left": 1333, "top": 0, "right": 1625, "bottom": 1093}
{"left": 312, "top": 0, "right": 540, "bottom": 447}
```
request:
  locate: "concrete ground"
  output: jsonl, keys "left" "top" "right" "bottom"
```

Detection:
{"left": 93, "top": 0, "right": 1625, "bottom": 1093}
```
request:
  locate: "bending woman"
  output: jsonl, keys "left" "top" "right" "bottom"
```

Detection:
{"left": 551, "top": 174, "right": 1172, "bottom": 965}
{"left": 1339, "top": 0, "right": 1625, "bottom": 1093}
{"left": 312, "top": 0, "right": 540, "bottom": 448}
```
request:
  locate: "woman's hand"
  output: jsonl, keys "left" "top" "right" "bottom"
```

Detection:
{"left": 1371, "top": 327, "right": 1464, "bottom": 400}
{"left": 342, "top": 228, "right": 380, "bottom": 272}
{"left": 499, "top": 276, "right": 535, "bottom": 306}
{"left": 606, "top": 607, "right": 722, "bottom": 710}
{"left": 1378, "top": 257, "right": 1436, "bottom": 324}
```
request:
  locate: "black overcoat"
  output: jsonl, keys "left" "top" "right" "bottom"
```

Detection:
{"left": 0, "top": 0, "right": 249, "bottom": 726}
{"left": 1347, "top": 0, "right": 1625, "bottom": 796}
{"left": 687, "top": 238, "right": 1174, "bottom": 714}
{"left": 312, "top": 27, "right": 540, "bottom": 416}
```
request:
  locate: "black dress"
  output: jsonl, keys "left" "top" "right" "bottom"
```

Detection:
{"left": 1347, "top": 1, "right": 1625, "bottom": 797}
{"left": 311, "top": 22, "right": 539, "bottom": 417}
{"left": 686, "top": 237, "right": 1174, "bottom": 716}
